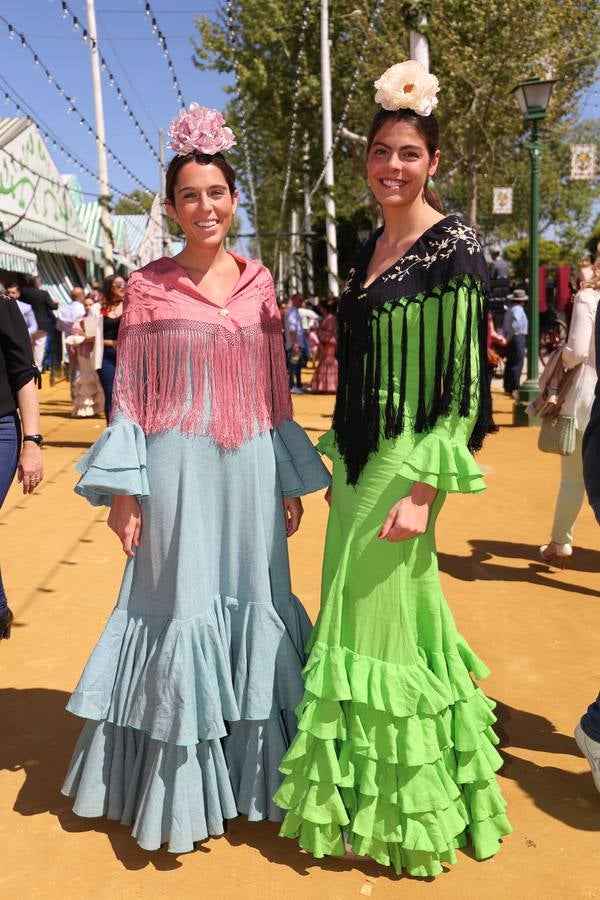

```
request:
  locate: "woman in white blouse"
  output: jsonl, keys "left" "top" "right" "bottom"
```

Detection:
{"left": 540, "top": 266, "right": 600, "bottom": 565}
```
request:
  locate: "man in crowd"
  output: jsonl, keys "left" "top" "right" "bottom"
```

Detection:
{"left": 284, "top": 293, "right": 308, "bottom": 394}
{"left": 6, "top": 282, "right": 37, "bottom": 338}
{"left": 18, "top": 275, "right": 58, "bottom": 371}
{"left": 55, "top": 286, "right": 87, "bottom": 396}
{"left": 502, "top": 288, "right": 528, "bottom": 395}
{"left": 490, "top": 244, "right": 511, "bottom": 281}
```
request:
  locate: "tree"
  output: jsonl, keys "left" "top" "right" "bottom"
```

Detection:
{"left": 193, "top": 0, "right": 599, "bottom": 284}
{"left": 504, "top": 237, "right": 568, "bottom": 279}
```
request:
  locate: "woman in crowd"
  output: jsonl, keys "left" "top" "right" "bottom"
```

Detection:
{"left": 540, "top": 260, "right": 600, "bottom": 566}
{"left": 67, "top": 295, "right": 104, "bottom": 418}
{"left": 97, "top": 274, "right": 126, "bottom": 422}
{"left": 310, "top": 298, "right": 338, "bottom": 394}
{"left": 275, "top": 61, "right": 511, "bottom": 877}
{"left": 61, "top": 105, "right": 329, "bottom": 852}
{"left": 0, "top": 294, "right": 43, "bottom": 640}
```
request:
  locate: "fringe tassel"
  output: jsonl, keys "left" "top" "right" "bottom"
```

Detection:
{"left": 394, "top": 305, "right": 408, "bottom": 435}
{"left": 428, "top": 290, "right": 445, "bottom": 426}
{"left": 383, "top": 309, "right": 397, "bottom": 439}
{"left": 440, "top": 290, "right": 459, "bottom": 416}
{"left": 415, "top": 303, "right": 428, "bottom": 433}
{"left": 468, "top": 288, "right": 492, "bottom": 453}
{"left": 113, "top": 321, "right": 292, "bottom": 449}
{"left": 459, "top": 289, "right": 473, "bottom": 416}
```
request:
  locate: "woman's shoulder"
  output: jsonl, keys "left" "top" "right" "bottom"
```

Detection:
{"left": 575, "top": 286, "right": 600, "bottom": 308}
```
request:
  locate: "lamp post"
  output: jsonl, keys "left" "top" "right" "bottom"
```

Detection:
{"left": 511, "top": 76, "right": 556, "bottom": 425}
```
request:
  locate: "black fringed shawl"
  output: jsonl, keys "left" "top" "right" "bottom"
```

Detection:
{"left": 332, "top": 215, "right": 492, "bottom": 485}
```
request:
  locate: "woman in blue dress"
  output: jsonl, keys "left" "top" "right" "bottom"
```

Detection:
{"left": 61, "top": 105, "right": 330, "bottom": 852}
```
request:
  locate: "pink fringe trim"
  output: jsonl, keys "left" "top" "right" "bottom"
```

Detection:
{"left": 113, "top": 318, "right": 292, "bottom": 449}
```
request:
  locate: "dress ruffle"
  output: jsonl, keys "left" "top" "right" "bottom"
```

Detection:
{"left": 67, "top": 594, "right": 310, "bottom": 745}
{"left": 274, "top": 638, "right": 512, "bottom": 878}
{"left": 396, "top": 431, "right": 485, "bottom": 494}
{"left": 63, "top": 592, "right": 311, "bottom": 851}
{"left": 272, "top": 420, "right": 331, "bottom": 496}
{"left": 75, "top": 414, "right": 149, "bottom": 507}
{"left": 62, "top": 714, "right": 295, "bottom": 853}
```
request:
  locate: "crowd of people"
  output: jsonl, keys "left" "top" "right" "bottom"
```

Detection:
{"left": 1, "top": 61, "right": 600, "bottom": 880}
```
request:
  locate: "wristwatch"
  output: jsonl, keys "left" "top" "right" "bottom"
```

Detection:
{"left": 23, "top": 434, "right": 44, "bottom": 447}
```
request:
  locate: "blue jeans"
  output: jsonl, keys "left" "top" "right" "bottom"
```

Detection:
{"left": 98, "top": 347, "right": 117, "bottom": 423}
{"left": 581, "top": 695, "right": 600, "bottom": 743}
{"left": 0, "top": 413, "right": 21, "bottom": 610}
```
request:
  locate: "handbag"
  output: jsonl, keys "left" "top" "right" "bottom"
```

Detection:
{"left": 538, "top": 414, "right": 577, "bottom": 455}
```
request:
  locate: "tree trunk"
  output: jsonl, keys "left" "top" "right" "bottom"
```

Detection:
{"left": 467, "top": 160, "right": 478, "bottom": 228}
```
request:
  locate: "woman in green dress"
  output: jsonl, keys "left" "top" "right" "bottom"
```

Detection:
{"left": 274, "top": 62, "right": 512, "bottom": 878}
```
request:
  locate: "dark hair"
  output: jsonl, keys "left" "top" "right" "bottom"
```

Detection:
{"left": 366, "top": 108, "right": 443, "bottom": 213}
{"left": 165, "top": 151, "right": 236, "bottom": 203}
{"left": 6, "top": 281, "right": 20, "bottom": 291}
{"left": 102, "top": 274, "right": 124, "bottom": 305}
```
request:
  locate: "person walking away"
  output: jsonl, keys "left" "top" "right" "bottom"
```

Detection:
{"left": 55, "top": 287, "right": 86, "bottom": 398}
{"left": 310, "top": 298, "right": 338, "bottom": 394}
{"left": 5, "top": 283, "right": 37, "bottom": 337}
{"left": 0, "top": 297, "right": 43, "bottom": 640}
{"left": 575, "top": 260, "right": 600, "bottom": 791}
{"left": 539, "top": 268, "right": 599, "bottom": 566}
{"left": 61, "top": 104, "right": 330, "bottom": 852}
{"left": 275, "top": 60, "right": 511, "bottom": 877}
{"left": 284, "top": 294, "right": 308, "bottom": 393}
{"left": 486, "top": 311, "right": 506, "bottom": 433}
{"left": 19, "top": 275, "right": 58, "bottom": 371}
{"left": 66, "top": 296, "right": 104, "bottom": 418}
{"left": 98, "top": 274, "right": 126, "bottom": 423}
{"left": 502, "top": 289, "right": 528, "bottom": 394}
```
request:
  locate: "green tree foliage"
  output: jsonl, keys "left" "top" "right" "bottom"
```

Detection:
{"left": 504, "top": 237, "right": 568, "bottom": 279}
{"left": 193, "top": 0, "right": 598, "bottom": 287}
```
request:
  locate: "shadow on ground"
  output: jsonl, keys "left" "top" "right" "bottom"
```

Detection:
{"left": 494, "top": 700, "right": 600, "bottom": 831}
{"left": 438, "top": 539, "right": 600, "bottom": 598}
{"left": 2, "top": 687, "right": 599, "bottom": 875}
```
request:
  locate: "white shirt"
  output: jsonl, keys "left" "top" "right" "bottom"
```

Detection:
{"left": 561, "top": 287, "right": 599, "bottom": 431}
{"left": 299, "top": 307, "right": 320, "bottom": 332}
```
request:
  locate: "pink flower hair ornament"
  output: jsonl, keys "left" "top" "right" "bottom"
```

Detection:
{"left": 168, "top": 103, "right": 236, "bottom": 156}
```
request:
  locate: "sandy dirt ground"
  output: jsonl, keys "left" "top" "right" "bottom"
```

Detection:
{"left": 1, "top": 379, "right": 599, "bottom": 900}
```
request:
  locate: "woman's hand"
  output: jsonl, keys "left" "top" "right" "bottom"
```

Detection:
{"left": 379, "top": 482, "right": 437, "bottom": 542}
{"left": 108, "top": 495, "right": 142, "bottom": 557}
{"left": 18, "top": 442, "right": 44, "bottom": 494}
{"left": 324, "top": 486, "right": 332, "bottom": 507}
{"left": 283, "top": 496, "right": 303, "bottom": 537}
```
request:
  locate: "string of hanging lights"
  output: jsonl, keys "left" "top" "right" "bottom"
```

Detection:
{"left": 142, "top": 1, "right": 185, "bottom": 108}
{"left": 55, "top": 1, "right": 160, "bottom": 162}
{"left": 0, "top": 15, "right": 154, "bottom": 192}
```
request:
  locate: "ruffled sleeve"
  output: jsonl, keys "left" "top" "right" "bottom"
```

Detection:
{"left": 397, "top": 429, "right": 485, "bottom": 493}
{"left": 396, "top": 279, "right": 488, "bottom": 495}
{"left": 272, "top": 419, "right": 331, "bottom": 497}
{"left": 75, "top": 410, "right": 150, "bottom": 507}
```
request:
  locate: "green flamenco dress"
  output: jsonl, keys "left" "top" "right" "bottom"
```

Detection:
{"left": 274, "top": 216, "right": 512, "bottom": 877}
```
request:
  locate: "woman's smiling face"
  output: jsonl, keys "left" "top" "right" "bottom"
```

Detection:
{"left": 165, "top": 160, "right": 238, "bottom": 249}
{"left": 366, "top": 119, "right": 440, "bottom": 210}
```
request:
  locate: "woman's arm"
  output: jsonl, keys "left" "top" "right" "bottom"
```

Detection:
{"left": 16, "top": 379, "right": 43, "bottom": 494}
{"left": 562, "top": 289, "right": 596, "bottom": 369}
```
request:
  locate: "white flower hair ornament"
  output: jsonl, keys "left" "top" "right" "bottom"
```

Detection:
{"left": 374, "top": 61, "right": 440, "bottom": 117}
{"left": 168, "top": 103, "right": 236, "bottom": 156}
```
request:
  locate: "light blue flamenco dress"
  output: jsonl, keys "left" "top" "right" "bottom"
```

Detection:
{"left": 62, "top": 415, "right": 329, "bottom": 852}
{"left": 61, "top": 257, "right": 330, "bottom": 852}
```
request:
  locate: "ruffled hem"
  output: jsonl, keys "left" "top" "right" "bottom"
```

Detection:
{"left": 75, "top": 414, "right": 149, "bottom": 507}
{"left": 272, "top": 419, "right": 331, "bottom": 497}
{"left": 67, "top": 593, "right": 310, "bottom": 746}
{"left": 62, "top": 714, "right": 295, "bottom": 853}
{"left": 397, "top": 431, "right": 485, "bottom": 494}
{"left": 274, "top": 640, "right": 511, "bottom": 877}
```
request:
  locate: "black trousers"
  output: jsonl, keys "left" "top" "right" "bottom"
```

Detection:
{"left": 503, "top": 334, "right": 526, "bottom": 394}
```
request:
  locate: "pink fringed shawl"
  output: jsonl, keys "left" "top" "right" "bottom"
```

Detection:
{"left": 112, "top": 254, "right": 292, "bottom": 449}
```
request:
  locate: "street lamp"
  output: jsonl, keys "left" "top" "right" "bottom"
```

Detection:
{"left": 511, "top": 75, "right": 556, "bottom": 426}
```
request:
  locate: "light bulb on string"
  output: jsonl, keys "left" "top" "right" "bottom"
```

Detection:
{"left": 20, "top": 34, "right": 26, "bottom": 48}
{"left": 72, "top": 16, "right": 80, "bottom": 31}
{"left": 62, "top": 2, "right": 67, "bottom": 17}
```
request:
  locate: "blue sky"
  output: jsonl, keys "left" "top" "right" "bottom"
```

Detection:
{"left": 1, "top": 0, "right": 230, "bottom": 204}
